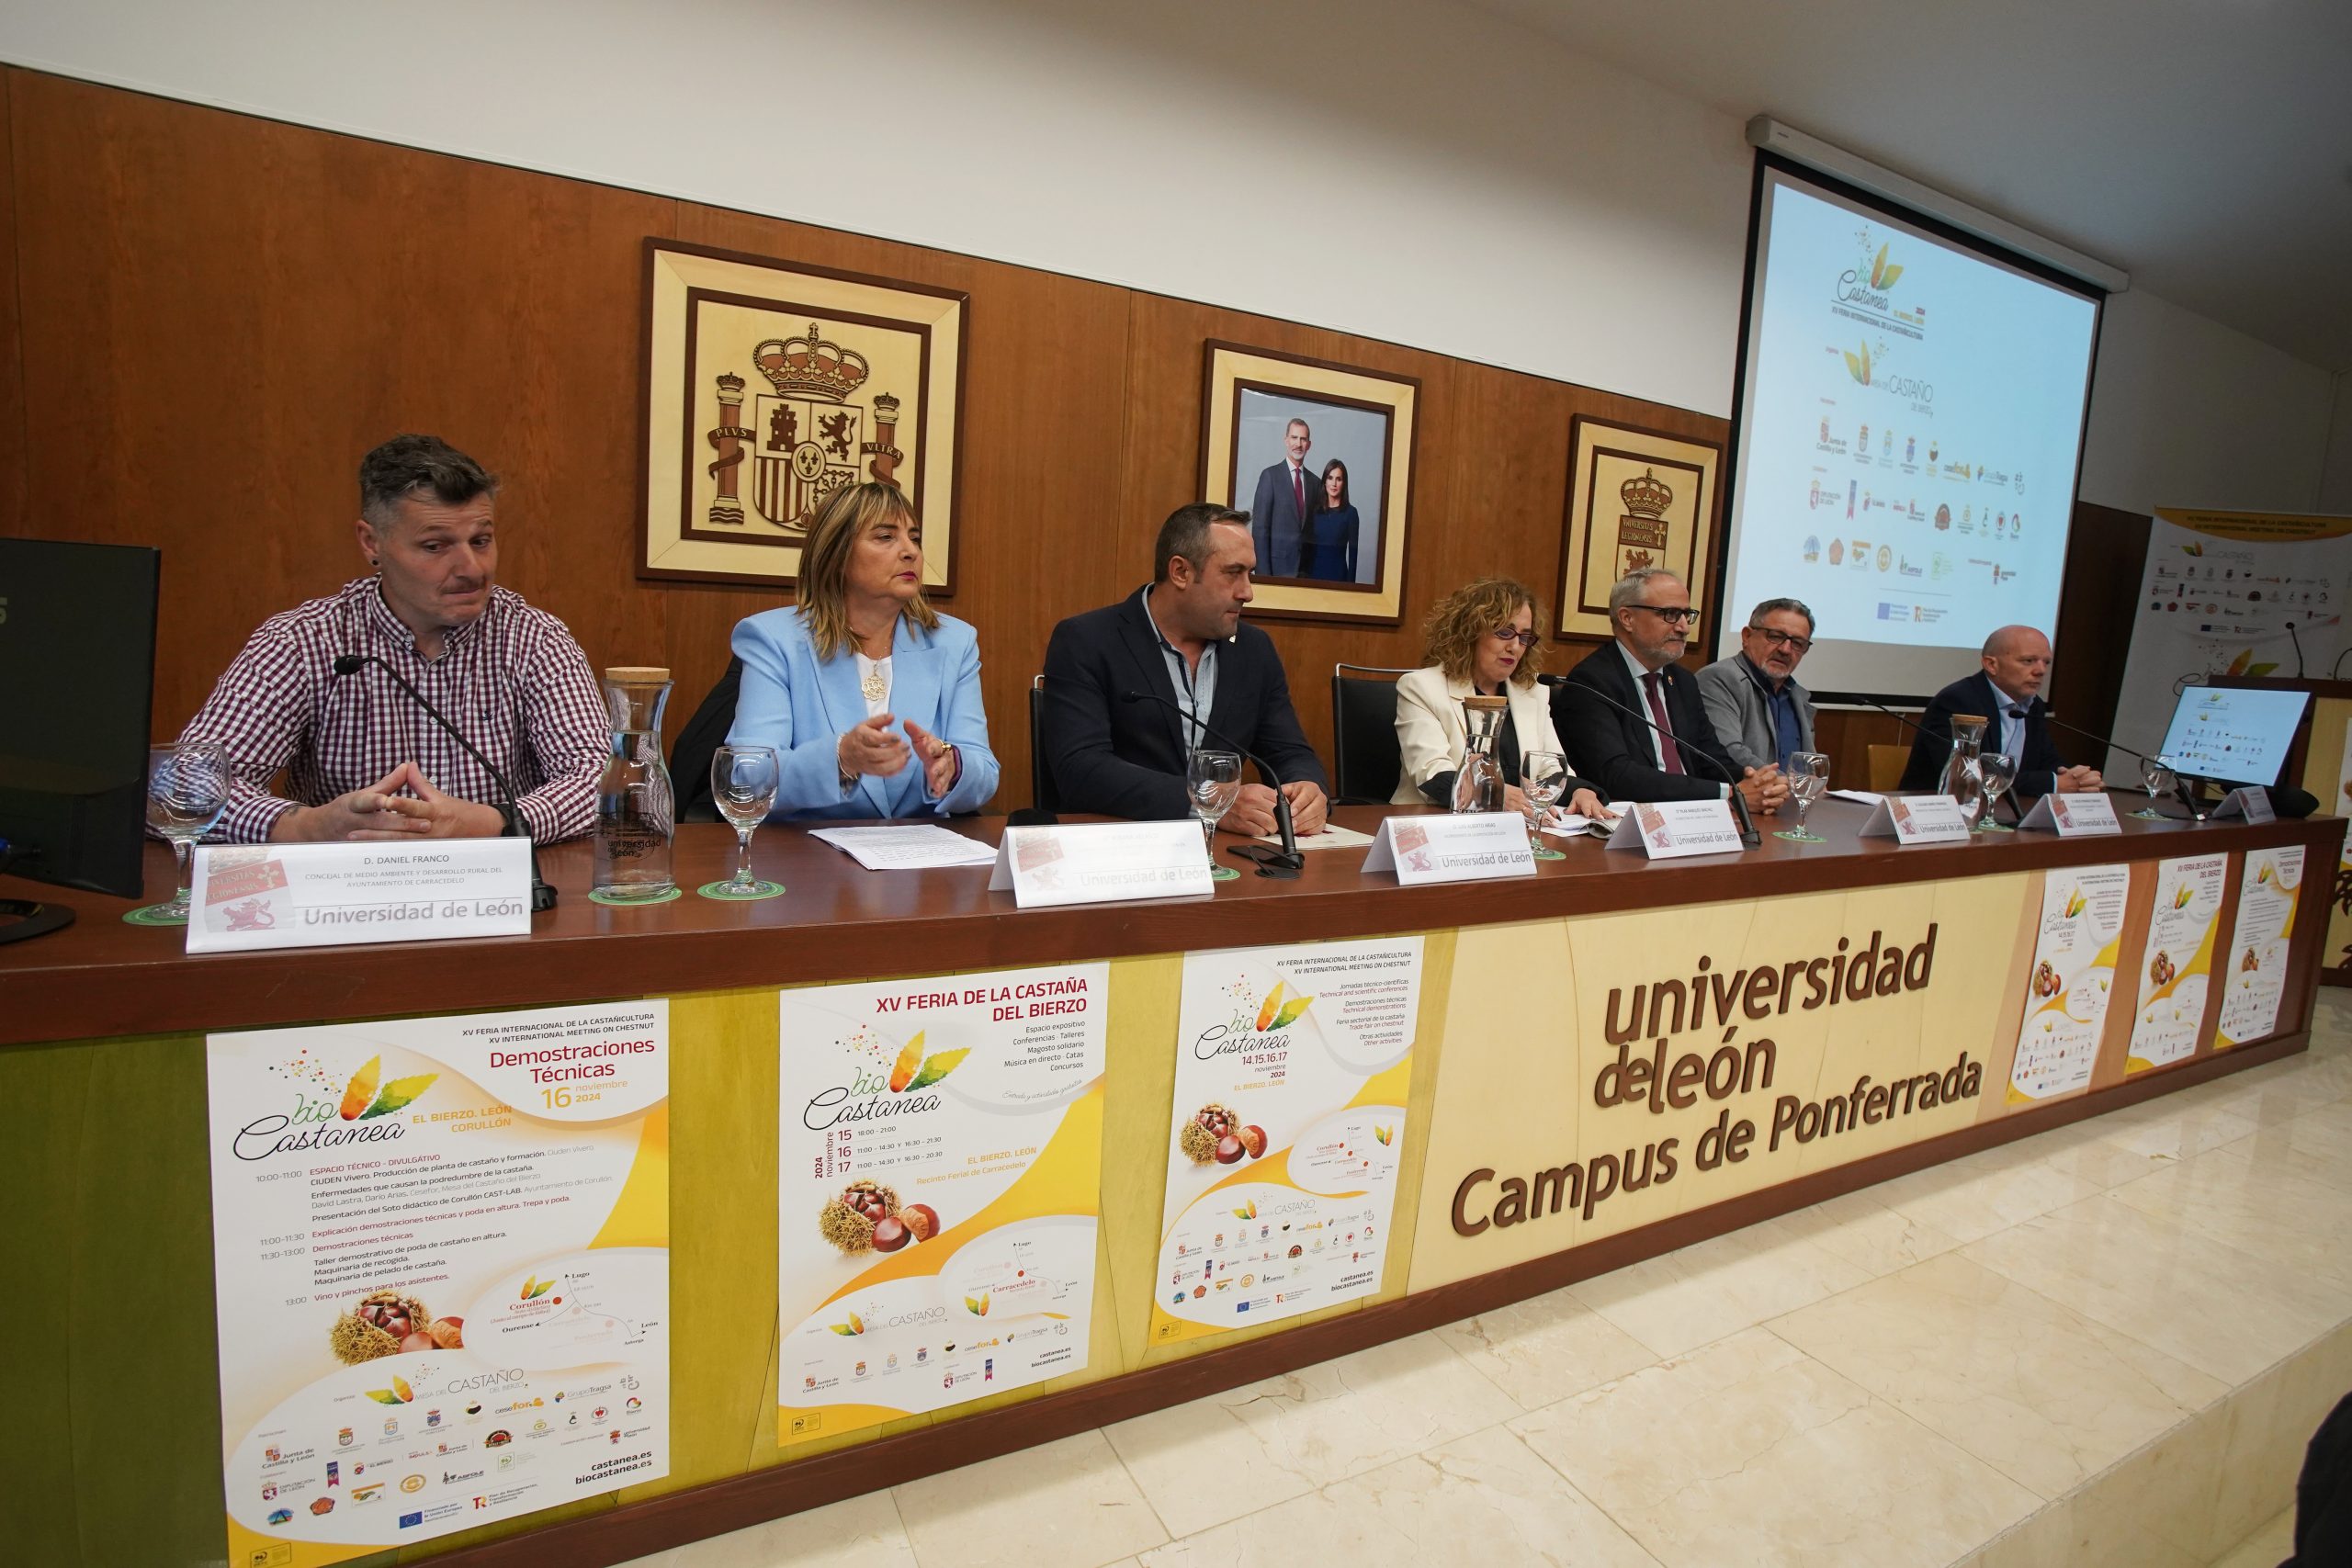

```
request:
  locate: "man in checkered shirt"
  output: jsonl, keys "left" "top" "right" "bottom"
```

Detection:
{"left": 174, "top": 434, "right": 607, "bottom": 843}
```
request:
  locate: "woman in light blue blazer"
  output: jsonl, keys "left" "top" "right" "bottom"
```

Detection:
{"left": 727, "top": 481, "right": 999, "bottom": 819}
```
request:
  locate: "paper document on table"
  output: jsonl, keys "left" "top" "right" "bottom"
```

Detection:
{"left": 808, "top": 824, "right": 1000, "bottom": 869}
{"left": 1540, "top": 812, "right": 1615, "bottom": 840}
{"left": 1253, "top": 823, "right": 1378, "bottom": 850}
{"left": 1828, "top": 789, "right": 1884, "bottom": 805}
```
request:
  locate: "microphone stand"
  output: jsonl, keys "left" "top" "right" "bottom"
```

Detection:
{"left": 1119, "top": 690, "right": 1302, "bottom": 877}
{"left": 1541, "top": 673, "right": 1760, "bottom": 847}
{"left": 1842, "top": 692, "right": 2009, "bottom": 826}
{"left": 331, "top": 654, "right": 560, "bottom": 910}
{"left": 2040, "top": 711, "right": 2203, "bottom": 823}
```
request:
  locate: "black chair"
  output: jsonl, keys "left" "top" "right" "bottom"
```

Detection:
{"left": 1330, "top": 663, "right": 1410, "bottom": 805}
{"left": 669, "top": 656, "right": 743, "bottom": 823}
{"left": 1027, "top": 674, "right": 1060, "bottom": 815}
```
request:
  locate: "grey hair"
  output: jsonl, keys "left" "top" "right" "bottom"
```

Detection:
{"left": 1609, "top": 567, "right": 1684, "bottom": 615}
{"left": 359, "top": 434, "right": 498, "bottom": 526}
{"left": 1153, "top": 502, "right": 1251, "bottom": 583}
{"left": 1748, "top": 596, "right": 1815, "bottom": 634}
{"left": 1285, "top": 418, "right": 1311, "bottom": 438}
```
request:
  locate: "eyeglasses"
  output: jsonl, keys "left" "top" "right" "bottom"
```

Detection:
{"left": 1488, "top": 627, "right": 1541, "bottom": 647}
{"left": 1750, "top": 628, "right": 1813, "bottom": 652}
{"left": 1628, "top": 604, "right": 1699, "bottom": 627}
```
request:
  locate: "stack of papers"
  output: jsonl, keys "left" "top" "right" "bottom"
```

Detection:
{"left": 1254, "top": 823, "right": 1379, "bottom": 851}
{"left": 808, "top": 824, "right": 1000, "bottom": 870}
{"left": 1827, "top": 789, "right": 1884, "bottom": 806}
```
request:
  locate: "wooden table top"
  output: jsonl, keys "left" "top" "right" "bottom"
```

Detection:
{"left": 2, "top": 798, "right": 2339, "bottom": 1049}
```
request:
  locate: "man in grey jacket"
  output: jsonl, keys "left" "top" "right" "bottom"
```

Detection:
{"left": 1697, "top": 597, "right": 1819, "bottom": 773}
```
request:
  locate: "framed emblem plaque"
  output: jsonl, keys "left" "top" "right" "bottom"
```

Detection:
{"left": 638, "top": 240, "right": 967, "bottom": 591}
{"left": 1556, "top": 416, "right": 1722, "bottom": 641}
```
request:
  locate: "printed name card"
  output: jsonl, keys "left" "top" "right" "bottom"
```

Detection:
{"left": 988, "top": 820, "right": 1212, "bottom": 908}
{"left": 1362, "top": 812, "right": 1536, "bottom": 884}
{"left": 187, "top": 839, "right": 533, "bottom": 953}
{"left": 1601, "top": 798, "right": 1745, "bottom": 860}
{"left": 2017, "top": 791, "right": 2123, "bottom": 837}
{"left": 2212, "top": 786, "right": 2275, "bottom": 824}
{"left": 1856, "top": 793, "right": 1973, "bottom": 845}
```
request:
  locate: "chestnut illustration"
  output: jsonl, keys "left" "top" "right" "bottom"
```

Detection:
{"left": 1215, "top": 1134, "right": 1245, "bottom": 1164}
{"left": 872, "top": 1215, "right": 910, "bottom": 1253}
{"left": 1238, "top": 1125, "right": 1269, "bottom": 1158}
{"left": 901, "top": 1203, "right": 941, "bottom": 1242}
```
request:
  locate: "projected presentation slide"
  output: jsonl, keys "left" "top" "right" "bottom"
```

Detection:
{"left": 1719, "top": 165, "right": 2102, "bottom": 698}
{"left": 2157, "top": 684, "right": 2311, "bottom": 787}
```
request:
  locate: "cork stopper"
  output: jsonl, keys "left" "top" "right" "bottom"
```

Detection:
{"left": 1463, "top": 694, "right": 1509, "bottom": 712}
{"left": 605, "top": 666, "right": 672, "bottom": 682}
{"left": 1950, "top": 713, "right": 1988, "bottom": 726}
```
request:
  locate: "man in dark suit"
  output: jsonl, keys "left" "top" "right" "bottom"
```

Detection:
{"left": 1248, "top": 418, "right": 1315, "bottom": 579}
{"left": 1041, "top": 502, "right": 1329, "bottom": 833}
{"left": 1899, "top": 625, "right": 2103, "bottom": 797}
{"left": 1552, "top": 567, "right": 1787, "bottom": 813}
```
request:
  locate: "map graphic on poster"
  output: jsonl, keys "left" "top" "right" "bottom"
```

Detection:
{"left": 209, "top": 1002, "right": 671, "bottom": 1567}
{"left": 1150, "top": 937, "right": 1423, "bottom": 1345}
{"left": 2127, "top": 854, "right": 2229, "bottom": 1072}
{"left": 2010, "top": 864, "right": 2132, "bottom": 1100}
{"left": 2218, "top": 846, "right": 2304, "bottom": 1047}
{"left": 778, "top": 964, "right": 1108, "bottom": 1447}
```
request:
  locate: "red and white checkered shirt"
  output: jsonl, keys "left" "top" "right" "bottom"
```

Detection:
{"left": 176, "top": 577, "right": 610, "bottom": 843}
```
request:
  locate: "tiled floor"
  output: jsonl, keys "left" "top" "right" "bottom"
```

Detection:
{"left": 622, "top": 999, "right": 2352, "bottom": 1568}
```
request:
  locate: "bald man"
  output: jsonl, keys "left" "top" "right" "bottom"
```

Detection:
{"left": 1900, "top": 626, "right": 2103, "bottom": 796}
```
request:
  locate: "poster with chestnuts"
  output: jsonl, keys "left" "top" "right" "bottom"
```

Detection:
{"left": 2217, "top": 845, "right": 2303, "bottom": 1048}
{"left": 206, "top": 1001, "right": 670, "bottom": 1564}
{"left": 1150, "top": 937, "right": 1422, "bottom": 1345}
{"left": 2125, "top": 853, "right": 2227, "bottom": 1072}
{"left": 2008, "top": 863, "right": 2132, "bottom": 1102}
{"left": 777, "top": 962, "right": 1109, "bottom": 1446}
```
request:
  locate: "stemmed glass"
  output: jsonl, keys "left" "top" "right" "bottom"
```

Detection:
{"left": 2132, "top": 753, "right": 2177, "bottom": 819}
{"left": 1521, "top": 750, "right": 1568, "bottom": 859}
{"left": 1186, "top": 750, "right": 1244, "bottom": 879}
{"left": 1975, "top": 752, "right": 2018, "bottom": 832}
{"left": 136, "top": 740, "right": 232, "bottom": 925}
{"left": 710, "top": 744, "right": 782, "bottom": 896}
{"left": 1774, "top": 750, "right": 1831, "bottom": 842}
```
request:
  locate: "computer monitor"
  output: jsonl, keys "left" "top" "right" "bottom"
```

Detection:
{"left": 0, "top": 538, "right": 161, "bottom": 897}
{"left": 2155, "top": 683, "right": 2312, "bottom": 790}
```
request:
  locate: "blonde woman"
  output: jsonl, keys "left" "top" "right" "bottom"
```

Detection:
{"left": 1393, "top": 577, "right": 1605, "bottom": 817}
{"left": 727, "top": 482, "right": 999, "bottom": 818}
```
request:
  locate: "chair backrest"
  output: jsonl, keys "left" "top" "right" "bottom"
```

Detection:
{"left": 1867, "top": 743, "right": 1909, "bottom": 793}
{"left": 1028, "top": 674, "right": 1059, "bottom": 814}
{"left": 1331, "top": 663, "right": 1412, "bottom": 805}
{"left": 670, "top": 656, "right": 744, "bottom": 823}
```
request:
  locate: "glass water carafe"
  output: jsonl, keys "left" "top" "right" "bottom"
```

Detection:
{"left": 594, "top": 666, "right": 676, "bottom": 900}
{"left": 1451, "top": 694, "right": 1508, "bottom": 812}
{"left": 1939, "top": 712, "right": 1988, "bottom": 826}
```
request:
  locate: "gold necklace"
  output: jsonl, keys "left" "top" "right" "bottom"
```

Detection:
{"left": 861, "top": 659, "right": 889, "bottom": 704}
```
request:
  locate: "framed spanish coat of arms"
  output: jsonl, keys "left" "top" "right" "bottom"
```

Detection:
{"left": 638, "top": 241, "right": 967, "bottom": 590}
{"left": 1556, "top": 416, "right": 1722, "bottom": 641}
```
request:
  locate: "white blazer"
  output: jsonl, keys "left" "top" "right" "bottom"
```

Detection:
{"left": 1389, "top": 666, "right": 1569, "bottom": 806}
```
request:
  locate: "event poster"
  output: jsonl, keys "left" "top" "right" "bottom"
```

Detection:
{"left": 777, "top": 964, "right": 1108, "bottom": 1447}
{"left": 2127, "top": 854, "right": 2230, "bottom": 1072}
{"left": 2009, "top": 864, "right": 2132, "bottom": 1100}
{"left": 2218, "top": 846, "right": 2304, "bottom": 1047}
{"left": 209, "top": 1003, "right": 671, "bottom": 1566}
{"left": 1150, "top": 937, "right": 1423, "bottom": 1345}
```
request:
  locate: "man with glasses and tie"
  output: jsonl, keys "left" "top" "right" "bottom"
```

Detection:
{"left": 1697, "top": 597, "right": 1820, "bottom": 773}
{"left": 1553, "top": 568, "right": 1788, "bottom": 813}
{"left": 1900, "top": 625, "right": 2103, "bottom": 796}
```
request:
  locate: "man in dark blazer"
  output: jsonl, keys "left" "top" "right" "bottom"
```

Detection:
{"left": 1248, "top": 418, "right": 1315, "bottom": 579}
{"left": 1041, "top": 502, "right": 1329, "bottom": 833}
{"left": 1899, "top": 625, "right": 2103, "bottom": 797}
{"left": 1552, "top": 567, "right": 1788, "bottom": 813}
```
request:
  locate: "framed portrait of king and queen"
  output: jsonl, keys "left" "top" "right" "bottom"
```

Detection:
{"left": 639, "top": 241, "right": 968, "bottom": 590}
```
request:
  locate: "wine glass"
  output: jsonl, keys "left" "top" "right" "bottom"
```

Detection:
{"left": 1774, "top": 750, "right": 1831, "bottom": 842}
{"left": 1521, "top": 750, "right": 1568, "bottom": 857}
{"left": 138, "top": 740, "right": 232, "bottom": 924}
{"left": 710, "top": 744, "right": 782, "bottom": 895}
{"left": 1976, "top": 751, "right": 2018, "bottom": 832}
{"left": 2132, "top": 753, "right": 2176, "bottom": 819}
{"left": 1186, "top": 750, "right": 1244, "bottom": 874}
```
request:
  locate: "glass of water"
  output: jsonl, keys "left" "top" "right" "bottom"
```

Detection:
{"left": 1774, "top": 750, "right": 1831, "bottom": 842}
{"left": 1186, "top": 749, "right": 1244, "bottom": 852}
{"left": 139, "top": 741, "right": 232, "bottom": 923}
{"left": 1521, "top": 750, "right": 1567, "bottom": 853}
{"left": 2132, "top": 753, "right": 2175, "bottom": 819}
{"left": 1976, "top": 751, "right": 2018, "bottom": 832}
{"left": 711, "top": 744, "right": 781, "bottom": 894}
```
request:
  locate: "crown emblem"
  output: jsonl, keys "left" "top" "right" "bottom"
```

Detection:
{"left": 1620, "top": 468, "right": 1674, "bottom": 519}
{"left": 752, "top": 324, "right": 869, "bottom": 402}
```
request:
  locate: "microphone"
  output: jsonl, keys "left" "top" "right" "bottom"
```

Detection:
{"left": 2285, "top": 620, "right": 2307, "bottom": 680}
{"left": 2037, "top": 710, "right": 2212, "bottom": 820}
{"left": 1841, "top": 693, "right": 2011, "bottom": 823}
{"left": 1540, "top": 672, "right": 1760, "bottom": 847}
{"left": 330, "top": 653, "right": 559, "bottom": 910}
{"left": 1119, "top": 690, "right": 1301, "bottom": 875}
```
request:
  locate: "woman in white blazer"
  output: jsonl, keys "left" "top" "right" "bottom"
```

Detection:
{"left": 1392, "top": 577, "right": 1606, "bottom": 817}
{"left": 728, "top": 482, "right": 1000, "bottom": 819}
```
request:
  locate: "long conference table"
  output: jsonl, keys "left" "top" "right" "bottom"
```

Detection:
{"left": 1, "top": 798, "right": 2340, "bottom": 1568}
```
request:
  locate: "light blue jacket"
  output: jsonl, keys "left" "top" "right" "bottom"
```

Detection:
{"left": 726, "top": 607, "right": 1000, "bottom": 820}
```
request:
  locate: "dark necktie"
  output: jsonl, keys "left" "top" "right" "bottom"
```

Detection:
{"left": 1293, "top": 465, "right": 1306, "bottom": 521}
{"left": 1643, "top": 670, "right": 1685, "bottom": 775}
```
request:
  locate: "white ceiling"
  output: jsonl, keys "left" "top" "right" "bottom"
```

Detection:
{"left": 1470, "top": 0, "right": 2352, "bottom": 373}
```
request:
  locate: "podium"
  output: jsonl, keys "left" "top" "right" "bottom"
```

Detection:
{"left": 2210, "top": 676, "right": 2352, "bottom": 983}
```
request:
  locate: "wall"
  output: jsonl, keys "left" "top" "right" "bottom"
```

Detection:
{"left": 2322, "top": 373, "right": 2352, "bottom": 514}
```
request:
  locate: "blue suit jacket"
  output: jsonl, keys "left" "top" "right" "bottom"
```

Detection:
{"left": 726, "top": 608, "right": 1000, "bottom": 819}
{"left": 1250, "top": 460, "right": 1312, "bottom": 578}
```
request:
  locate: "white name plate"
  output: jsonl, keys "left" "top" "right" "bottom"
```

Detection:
{"left": 988, "top": 820, "right": 1212, "bottom": 908}
{"left": 2211, "top": 786, "right": 2275, "bottom": 824}
{"left": 1602, "top": 799, "right": 1745, "bottom": 860}
{"left": 1857, "top": 793, "right": 1973, "bottom": 844}
{"left": 1362, "top": 811, "right": 1535, "bottom": 884}
{"left": 2017, "top": 791, "right": 2123, "bottom": 836}
{"left": 187, "top": 839, "right": 533, "bottom": 953}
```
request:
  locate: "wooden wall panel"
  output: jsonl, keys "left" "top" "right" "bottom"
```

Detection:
{"left": 0, "top": 70, "right": 24, "bottom": 536}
